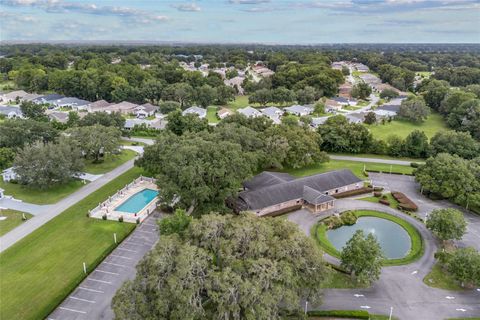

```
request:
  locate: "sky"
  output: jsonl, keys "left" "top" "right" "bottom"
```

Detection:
{"left": 0, "top": 0, "right": 479, "bottom": 43}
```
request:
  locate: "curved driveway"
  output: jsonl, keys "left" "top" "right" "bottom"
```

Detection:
{"left": 288, "top": 185, "right": 480, "bottom": 319}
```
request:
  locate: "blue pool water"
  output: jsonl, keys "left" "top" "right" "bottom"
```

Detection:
{"left": 115, "top": 189, "right": 158, "bottom": 214}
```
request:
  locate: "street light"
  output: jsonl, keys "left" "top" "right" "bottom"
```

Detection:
{"left": 389, "top": 306, "right": 393, "bottom": 320}
{"left": 304, "top": 300, "right": 308, "bottom": 315}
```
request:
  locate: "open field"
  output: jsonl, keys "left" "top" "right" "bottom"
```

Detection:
{"left": 84, "top": 149, "right": 137, "bottom": 174}
{"left": 0, "top": 179, "right": 86, "bottom": 204}
{"left": 284, "top": 159, "right": 413, "bottom": 179}
{"left": 314, "top": 210, "right": 424, "bottom": 266}
{"left": 367, "top": 113, "right": 447, "bottom": 140}
{"left": 0, "top": 167, "right": 142, "bottom": 320}
{"left": 207, "top": 106, "right": 219, "bottom": 123}
{"left": 0, "top": 209, "right": 32, "bottom": 236}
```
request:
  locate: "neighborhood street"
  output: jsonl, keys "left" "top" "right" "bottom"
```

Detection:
{"left": 329, "top": 155, "right": 415, "bottom": 166}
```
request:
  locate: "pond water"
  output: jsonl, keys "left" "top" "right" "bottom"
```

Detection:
{"left": 327, "top": 216, "right": 411, "bottom": 259}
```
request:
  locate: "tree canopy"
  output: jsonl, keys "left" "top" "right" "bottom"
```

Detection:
{"left": 426, "top": 208, "right": 467, "bottom": 242}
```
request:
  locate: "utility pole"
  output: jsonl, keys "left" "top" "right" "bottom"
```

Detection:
{"left": 304, "top": 301, "right": 308, "bottom": 315}
{"left": 389, "top": 306, "right": 393, "bottom": 320}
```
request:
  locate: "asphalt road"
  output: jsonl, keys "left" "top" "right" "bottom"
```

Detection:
{"left": 329, "top": 155, "right": 415, "bottom": 166}
{"left": 289, "top": 172, "right": 480, "bottom": 319}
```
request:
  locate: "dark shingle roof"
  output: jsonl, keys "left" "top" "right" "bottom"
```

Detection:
{"left": 243, "top": 171, "right": 295, "bottom": 191}
{"left": 303, "top": 186, "right": 335, "bottom": 204}
{"left": 377, "top": 104, "right": 400, "bottom": 112}
{"left": 239, "top": 169, "right": 361, "bottom": 210}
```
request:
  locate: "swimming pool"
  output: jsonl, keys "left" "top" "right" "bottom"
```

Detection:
{"left": 115, "top": 188, "right": 158, "bottom": 214}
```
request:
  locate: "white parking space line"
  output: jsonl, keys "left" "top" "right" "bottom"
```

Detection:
{"left": 110, "top": 254, "right": 132, "bottom": 260}
{"left": 86, "top": 278, "right": 112, "bottom": 284}
{"left": 95, "top": 269, "right": 120, "bottom": 275}
{"left": 59, "top": 307, "right": 86, "bottom": 314}
{"left": 117, "top": 247, "right": 137, "bottom": 253}
{"left": 69, "top": 296, "right": 96, "bottom": 303}
{"left": 78, "top": 286, "right": 104, "bottom": 293}
{"left": 103, "top": 261, "right": 127, "bottom": 268}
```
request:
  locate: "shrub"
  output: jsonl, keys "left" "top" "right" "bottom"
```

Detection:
{"left": 86, "top": 212, "right": 90, "bottom": 217}
{"left": 341, "top": 211, "right": 358, "bottom": 225}
{"left": 334, "top": 187, "right": 373, "bottom": 199}
{"left": 307, "top": 310, "right": 370, "bottom": 319}
{"left": 102, "top": 213, "right": 107, "bottom": 220}
{"left": 374, "top": 191, "right": 382, "bottom": 197}
{"left": 410, "top": 162, "right": 420, "bottom": 168}
{"left": 136, "top": 217, "right": 140, "bottom": 224}
{"left": 373, "top": 186, "right": 384, "bottom": 191}
{"left": 118, "top": 215, "right": 124, "bottom": 222}
{"left": 379, "top": 199, "right": 390, "bottom": 206}
{"left": 322, "top": 211, "right": 358, "bottom": 229}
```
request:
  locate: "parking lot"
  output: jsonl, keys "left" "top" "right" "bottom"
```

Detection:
{"left": 48, "top": 212, "right": 161, "bottom": 320}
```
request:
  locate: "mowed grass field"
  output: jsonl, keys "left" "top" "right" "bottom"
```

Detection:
{"left": 284, "top": 159, "right": 413, "bottom": 179}
{"left": 366, "top": 113, "right": 447, "bottom": 140}
{"left": 0, "top": 179, "right": 86, "bottom": 204}
{"left": 0, "top": 209, "right": 32, "bottom": 236}
{"left": 0, "top": 167, "right": 143, "bottom": 320}
{"left": 207, "top": 106, "right": 219, "bottom": 123}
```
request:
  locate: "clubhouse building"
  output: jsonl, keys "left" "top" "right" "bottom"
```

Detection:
{"left": 236, "top": 169, "right": 363, "bottom": 217}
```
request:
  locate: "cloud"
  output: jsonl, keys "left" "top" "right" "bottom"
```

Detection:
{"left": 229, "top": 0, "right": 271, "bottom": 4}
{"left": 1, "top": 0, "right": 169, "bottom": 23}
{"left": 172, "top": 2, "right": 201, "bottom": 12}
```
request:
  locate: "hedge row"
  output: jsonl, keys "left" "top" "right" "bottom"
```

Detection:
{"left": 392, "top": 191, "right": 418, "bottom": 211}
{"left": 379, "top": 199, "right": 390, "bottom": 206}
{"left": 333, "top": 187, "right": 373, "bottom": 199}
{"left": 366, "top": 169, "right": 414, "bottom": 176}
{"left": 307, "top": 310, "right": 370, "bottom": 319}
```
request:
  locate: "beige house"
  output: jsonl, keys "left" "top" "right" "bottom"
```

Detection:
{"left": 236, "top": 169, "right": 363, "bottom": 217}
{"left": 105, "top": 101, "right": 138, "bottom": 114}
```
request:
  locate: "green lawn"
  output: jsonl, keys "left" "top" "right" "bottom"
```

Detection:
{"left": 83, "top": 149, "right": 137, "bottom": 174}
{"left": 423, "top": 263, "right": 464, "bottom": 291}
{"left": 0, "top": 80, "right": 15, "bottom": 90}
{"left": 314, "top": 210, "right": 424, "bottom": 266}
{"left": 206, "top": 106, "right": 219, "bottom": 123}
{"left": 321, "top": 269, "right": 364, "bottom": 289}
{"left": 0, "top": 179, "right": 86, "bottom": 205}
{"left": 0, "top": 209, "right": 32, "bottom": 236}
{"left": 367, "top": 113, "right": 447, "bottom": 140}
{"left": 283, "top": 159, "right": 413, "bottom": 179}
{"left": 360, "top": 193, "right": 399, "bottom": 209}
{"left": 329, "top": 153, "right": 424, "bottom": 162}
{"left": 0, "top": 167, "right": 143, "bottom": 320}
{"left": 226, "top": 95, "right": 250, "bottom": 111}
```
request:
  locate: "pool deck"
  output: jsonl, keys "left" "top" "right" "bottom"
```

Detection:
{"left": 89, "top": 177, "right": 158, "bottom": 223}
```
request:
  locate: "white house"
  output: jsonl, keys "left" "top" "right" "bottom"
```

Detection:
{"left": 217, "top": 108, "right": 232, "bottom": 119}
{"left": 182, "top": 106, "right": 207, "bottom": 119}
{"left": 237, "top": 106, "right": 262, "bottom": 118}
{"left": 284, "top": 105, "right": 314, "bottom": 116}
{"left": 261, "top": 106, "right": 283, "bottom": 124}
{"left": 0, "top": 106, "right": 24, "bottom": 119}
{"left": 2, "top": 167, "right": 18, "bottom": 182}
{"left": 135, "top": 103, "right": 158, "bottom": 118}
{"left": 0, "top": 90, "right": 29, "bottom": 104}
{"left": 53, "top": 97, "right": 91, "bottom": 111}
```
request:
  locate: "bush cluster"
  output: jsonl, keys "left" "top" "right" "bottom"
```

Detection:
{"left": 322, "top": 211, "right": 358, "bottom": 229}
{"left": 379, "top": 199, "right": 390, "bottom": 206}
{"left": 392, "top": 191, "right": 418, "bottom": 211}
{"left": 374, "top": 191, "right": 382, "bottom": 197}
{"left": 307, "top": 310, "right": 370, "bottom": 319}
{"left": 333, "top": 187, "right": 373, "bottom": 199}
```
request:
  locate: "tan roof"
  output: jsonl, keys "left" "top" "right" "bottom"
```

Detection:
{"left": 89, "top": 100, "right": 112, "bottom": 110}
{"left": 3, "top": 90, "right": 29, "bottom": 100}
{"left": 106, "top": 101, "right": 138, "bottom": 112}
{"left": 217, "top": 108, "right": 231, "bottom": 116}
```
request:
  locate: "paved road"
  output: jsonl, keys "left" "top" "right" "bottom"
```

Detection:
{"left": 0, "top": 159, "right": 136, "bottom": 253}
{"left": 288, "top": 173, "right": 480, "bottom": 319}
{"left": 124, "top": 136, "right": 154, "bottom": 145}
{"left": 48, "top": 212, "right": 161, "bottom": 320}
{"left": 329, "top": 155, "right": 415, "bottom": 166}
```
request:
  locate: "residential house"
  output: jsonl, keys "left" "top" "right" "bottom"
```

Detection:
{"left": 224, "top": 76, "right": 245, "bottom": 95}
{"left": 182, "top": 106, "right": 207, "bottom": 119}
{"left": 261, "top": 106, "right": 283, "bottom": 124}
{"left": 325, "top": 99, "right": 342, "bottom": 112}
{"left": 332, "top": 97, "right": 357, "bottom": 106}
{"left": 284, "top": 104, "right": 314, "bottom": 117}
{"left": 338, "top": 82, "right": 353, "bottom": 98}
{"left": 87, "top": 100, "right": 113, "bottom": 113}
{"left": 106, "top": 101, "right": 138, "bottom": 115}
{"left": 310, "top": 116, "right": 329, "bottom": 129}
{"left": 1, "top": 90, "right": 29, "bottom": 104}
{"left": 375, "top": 104, "right": 400, "bottom": 118}
{"left": 0, "top": 106, "right": 23, "bottom": 119}
{"left": 124, "top": 118, "right": 166, "bottom": 130}
{"left": 217, "top": 108, "right": 232, "bottom": 120}
{"left": 237, "top": 106, "right": 262, "bottom": 118}
{"left": 135, "top": 103, "right": 158, "bottom": 118}
{"left": 47, "top": 111, "right": 69, "bottom": 123}
{"left": 353, "top": 63, "right": 369, "bottom": 72}
{"left": 53, "top": 97, "right": 91, "bottom": 111}
{"left": 2, "top": 167, "right": 18, "bottom": 182}
{"left": 345, "top": 113, "right": 364, "bottom": 124}
{"left": 32, "top": 93, "right": 65, "bottom": 105}
{"left": 235, "top": 169, "right": 363, "bottom": 217}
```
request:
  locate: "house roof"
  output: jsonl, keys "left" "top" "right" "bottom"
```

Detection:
{"left": 23, "top": 93, "right": 42, "bottom": 101}
{"left": 377, "top": 104, "right": 400, "bottom": 112}
{"left": 34, "top": 94, "right": 65, "bottom": 102}
{"left": 284, "top": 105, "right": 313, "bottom": 114}
{"left": 217, "top": 108, "right": 231, "bottom": 116}
{"left": 243, "top": 171, "right": 295, "bottom": 191}
{"left": 107, "top": 101, "right": 138, "bottom": 111}
{"left": 55, "top": 97, "right": 90, "bottom": 106}
{"left": 303, "top": 186, "right": 336, "bottom": 205}
{"left": 182, "top": 106, "right": 207, "bottom": 117}
{"left": 89, "top": 100, "right": 113, "bottom": 110}
{"left": 239, "top": 169, "right": 361, "bottom": 210}
{"left": 345, "top": 113, "right": 365, "bottom": 123}
{"left": 332, "top": 96, "right": 350, "bottom": 103}
{"left": 0, "top": 106, "right": 23, "bottom": 116}
{"left": 325, "top": 99, "right": 340, "bottom": 107}
{"left": 3, "top": 90, "right": 29, "bottom": 100}
{"left": 237, "top": 106, "right": 262, "bottom": 118}
{"left": 136, "top": 103, "right": 158, "bottom": 113}
{"left": 48, "top": 111, "right": 69, "bottom": 123}
{"left": 261, "top": 106, "right": 283, "bottom": 118}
